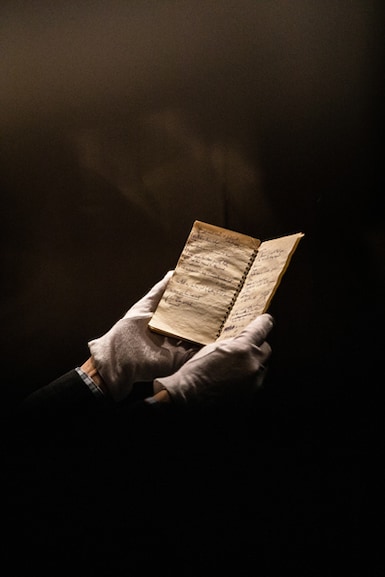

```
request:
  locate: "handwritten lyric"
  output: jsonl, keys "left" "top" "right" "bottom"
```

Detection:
{"left": 149, "top": 221, "right": 259, "bottom": 344}
{"left": 220, "top": 233, "right": 304, "bottom": 339}
{"left": 149, "top": 220, "right": 303, "bottom": 345}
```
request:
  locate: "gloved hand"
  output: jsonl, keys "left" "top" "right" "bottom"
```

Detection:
{"left": 153, "top": 313, "right": 274, "bottom": 404}
{"left": 88, "top": 271, "right": 199, "bottom": 401}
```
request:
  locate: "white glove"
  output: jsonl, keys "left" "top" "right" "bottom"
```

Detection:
{"left": 153, "top": 313, "right": 274, "bottom": 404}
{"left": 88, "top": 271, "right": 198, "bottom": 401}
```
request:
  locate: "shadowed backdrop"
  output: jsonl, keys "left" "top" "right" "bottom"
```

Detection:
{"left": 2, "top": 2, "right": 384, "bottom": 574}
{"left": 1, "top": 0, "right": 383, "bottom": 426}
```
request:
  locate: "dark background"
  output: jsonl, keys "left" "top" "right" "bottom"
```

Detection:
{"left": 1, "top": 1, "right": 384, "bottom": 571}
{"left": 2, "top": 0, "right": 383, "bottom": 403}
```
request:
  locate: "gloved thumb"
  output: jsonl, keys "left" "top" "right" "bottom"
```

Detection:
{"left": 124, "top": 270, "right": 174, "bottom": 318}
{"left": 235, "top": 313, "right": 274, "bottom": 346}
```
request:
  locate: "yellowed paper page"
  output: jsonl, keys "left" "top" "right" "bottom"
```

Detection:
{"left": 219, "top": 232, "right": 304, "bottom": 340}
{"left": 149, "top": 221, "right": 260, "bottom": 344}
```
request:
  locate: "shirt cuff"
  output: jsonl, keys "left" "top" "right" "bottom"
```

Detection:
{"left": 75, "top": 367, "right": 106, "bottom": 399}
{"left": 144, "top": 396, "right": 159, "bottom": 405}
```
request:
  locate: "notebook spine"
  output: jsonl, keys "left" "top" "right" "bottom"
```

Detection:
{"left": 215, "top": 249, "right": 257, "bottom": 338}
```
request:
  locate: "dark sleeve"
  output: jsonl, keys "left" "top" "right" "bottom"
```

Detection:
{"left": 7, "top": 372, "right": 266, "bottom": 576}
{"left": 19, "top": 369, "right": 104, "bottom": 417}
{"left": 15, "top": 368, "right": 174, "bottom": 444}
{"left": 7, "top": 369, "right": 183, "bottom": 574}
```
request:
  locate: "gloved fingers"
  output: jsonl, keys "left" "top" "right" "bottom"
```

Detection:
{"left": 236, "top": 313, "right": 274, "bottom": 346}
{"left": 186, "top": 341, "right": 218, "bottom": 362}
{"left": 162, "top": 336, "right": 201, "bottom": 358}
{"left": 253, "top": 363, "right": 269, "bottom": 389}
{"left": 124, "top": 270, "right": 174, "bottom": 317}
{"left": 252, "top": 340, "right": 272, "bottom": 364}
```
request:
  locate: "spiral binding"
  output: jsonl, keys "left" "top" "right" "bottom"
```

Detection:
{"left": 215, "top": 248, "right": 258, "bottom": 338}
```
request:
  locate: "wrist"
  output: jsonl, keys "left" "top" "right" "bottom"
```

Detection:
{"left": 80, "top": 357, "right": 110, "bottom": 397}
{"left": 146, "top": 389, "right": 172, "bottom": 404}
